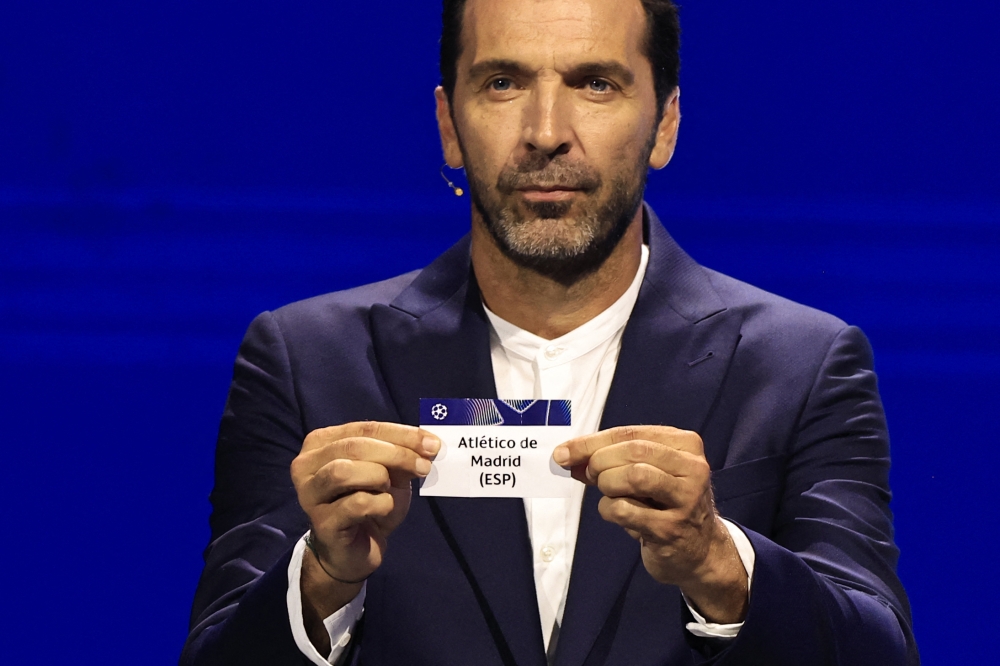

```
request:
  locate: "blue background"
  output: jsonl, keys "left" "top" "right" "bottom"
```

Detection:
{"left": 1, "top": 1, "right": 997, "bottom": 662}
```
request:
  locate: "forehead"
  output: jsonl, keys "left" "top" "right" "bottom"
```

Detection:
{"left": 461, "top": 0, "right": 648, "bottom": 71}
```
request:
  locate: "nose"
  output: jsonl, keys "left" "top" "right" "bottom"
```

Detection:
{"left": 521, "top": 79, "right": 573, "bottom": 159}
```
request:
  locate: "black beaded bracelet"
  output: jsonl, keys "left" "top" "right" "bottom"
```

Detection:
{"left": 303, "top": 532, "right": 369, "bottom": 585}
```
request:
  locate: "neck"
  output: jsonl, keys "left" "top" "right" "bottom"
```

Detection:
{"left": 470, "top": 207, "right": 645, "bottom": 340}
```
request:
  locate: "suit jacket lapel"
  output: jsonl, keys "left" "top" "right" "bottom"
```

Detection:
{"left": 369, "top": 237, "right": 547, "bottom": 666}
{"left": 555, "top": 207, "right": 744, "bottom": 666}
{"left": 369, "top": 235, "right": 495, "bottom": 425}
{"left": 603, "top": 208, "right": 743, "bottom": 468}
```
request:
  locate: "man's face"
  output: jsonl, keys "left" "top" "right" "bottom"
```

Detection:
{"left": 437, "top": 0, "right": 679, "bottom": 281}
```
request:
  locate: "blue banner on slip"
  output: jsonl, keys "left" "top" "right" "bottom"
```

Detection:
{"left": 420, "top": 399, "right": 571, "bottom": 426}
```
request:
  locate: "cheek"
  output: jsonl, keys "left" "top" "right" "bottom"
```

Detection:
{"left": 577, "top": 111, "right": 651, "bottom": 162}
{"left": 458, "top": 111, "right": 522, "bottom": 175}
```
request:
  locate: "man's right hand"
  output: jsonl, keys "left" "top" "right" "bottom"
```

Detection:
{"left": 290, "top": 421, "right": 440, "bottom": 648}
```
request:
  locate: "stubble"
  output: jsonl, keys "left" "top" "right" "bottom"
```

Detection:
{"left": 462, "top": 140, "right": 652, "bottom": 285}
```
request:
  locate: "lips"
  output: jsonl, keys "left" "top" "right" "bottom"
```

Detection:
{"left": 516, "top": 187, "right": 581, "bottom": 202}
{"left": 496, "top": 162, "right": 602, "bottom": 196}
{"left": 516, "top": 184, "right": 582, "bottom": 192}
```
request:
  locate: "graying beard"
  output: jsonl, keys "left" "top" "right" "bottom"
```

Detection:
{"left": 475, "top": 173, "right": 644, "bottom": 285}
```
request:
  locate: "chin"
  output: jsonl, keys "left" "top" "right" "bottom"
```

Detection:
{"left": 503, "top": 221, "right": 597, "bottom": 260}
{"left": 494, "top": 201, "right": 597, "bottom": 245}
{"left": 472, "top": 178, "right": 641, "bottom": 282}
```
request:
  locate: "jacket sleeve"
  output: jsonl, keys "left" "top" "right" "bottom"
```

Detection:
{"left": 703, "top": 326, "right": 919, "bottom": 665}
{"left": 180, "top": 311, "right": 315, "bottom": 666}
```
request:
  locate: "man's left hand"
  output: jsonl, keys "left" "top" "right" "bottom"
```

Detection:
{"left": 553, "top": 425, "right": 749, "bottom": 624}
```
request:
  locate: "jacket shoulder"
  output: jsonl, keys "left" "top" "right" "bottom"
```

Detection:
{"left": 701, "top": 268, "right": 871, "bottom": 401}
{"left": 706, "top": 268, "right": 850, "bottom": 346}
{"left": 266, "top": 269, "right": 420, "bottom": 342}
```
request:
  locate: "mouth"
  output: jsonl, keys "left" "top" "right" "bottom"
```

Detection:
{"left": 515, "top": 187, "right": 582, "bottom": 202}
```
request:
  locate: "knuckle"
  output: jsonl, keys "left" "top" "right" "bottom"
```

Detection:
{"left": 357, "top": 421, "right": 380, "bottom": 439}
{"left": 371, "top": 494, "right": 394, "bottom": 517}
{"left": 684, "top": 431, "right": 705, "bottom": 453}
{"left": 691, "top": 457, "right": 711, "bottom": 481}
{"left": 597, "top": 496, "right": 614, "bottom": 519}
{"left": 351, "top": 492, "right": 390, "bottom": 518}
{"left": 290, "top": 455, "right": 307, "bottom": 481}
{"left": 626, "top": 439, "right": 653, "bottom": 461}
{"left": 347, "top": 491, "right": 372, "bottom": 514}
{"left": 627, "top": 463, "right": 657, "bottom": 491}
{"left": 599, "top": 497, "right": 625, "bottom": 520}
{"left": 328, "top": 458, "right": 354, "bottom": 485}
{"left": 611, "top": 500, "right": 632, "bottom": 522}
{"left": 311, "top": 467, "right": 335, "bottom": 494}
{"left": 302, "top": 428, "right": 325, "bottom": 449}
{"left": 340, "top": 437, "right": 363, "bottom": 460}
{"left": 619, "top": 425, "right": 639, "bottom": 443}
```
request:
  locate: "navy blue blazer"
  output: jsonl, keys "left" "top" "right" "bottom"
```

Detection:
{"left": 181, "top": 207, "right": 918, "bottom": 665}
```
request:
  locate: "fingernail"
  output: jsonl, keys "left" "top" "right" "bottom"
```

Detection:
{"left": 415, "top": 458, "right": 432, "bottom": 476}
{"left": 553, "top": 446, "right": 569, "bottom": 466}
{"left": 422, "top": 436, "right": 440, "bottom": 456}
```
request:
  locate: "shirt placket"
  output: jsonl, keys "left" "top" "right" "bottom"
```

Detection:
{"left": 532, "top": 346, "right": 575, "bottom": 645}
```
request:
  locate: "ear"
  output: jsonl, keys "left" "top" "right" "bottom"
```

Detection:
{"left": 435, "top": 86, "right": 465, "bottom": 168}
{"left": 648, "top": 88, "right": 681, "bottom": 170}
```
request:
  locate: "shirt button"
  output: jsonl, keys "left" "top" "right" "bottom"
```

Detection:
{"left": 544, "top": 346, "right": 565, "bottom": 360}
{"left": 337, "top": 632, "right": 352, "bottom": 648}
{"left": 540, "top": 545, "right": 556, "bottom": 562}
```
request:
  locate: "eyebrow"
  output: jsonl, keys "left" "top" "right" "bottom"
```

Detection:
{"left": 467, "top": 59, "right": 533, "bottom": 83}
{"left": 466, "top": 59, "right": 636, "bottom": 87}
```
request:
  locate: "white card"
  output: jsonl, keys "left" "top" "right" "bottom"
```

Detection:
{"left": 418, "top": 399, "right": 575, "bottom": 498}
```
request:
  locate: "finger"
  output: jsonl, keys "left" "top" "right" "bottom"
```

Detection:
{"left": 588, "top": 440, "right": 704, "bottom": 478}
{"left": 594, "top": 463, "right": 689, "bottom": 508}
{"left": 299, "top": 459, "right": 391, "bottom": 508}
{"left": 295, "top": 436, "right": 431, "bottom": 481}
{"left": 339, "top": 491, "right": 396, "bottom": 523}
{"left": 325, "top": 491, "right": 397, "bottom": 531}
{"left": 554, "top": 425, "right": 703, "bottom": 469}
{"left": 302, "top": 422, "right": 441, "bottom": 457}
{"left": 597, "top": 495, "right": 666, "bottom": 536}
{"left": 599, "top": 496, "right": 718, "bottom": 549}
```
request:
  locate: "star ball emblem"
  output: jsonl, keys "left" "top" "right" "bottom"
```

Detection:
{"left": 431, "top": 403, "right": 448, "bottom": 421}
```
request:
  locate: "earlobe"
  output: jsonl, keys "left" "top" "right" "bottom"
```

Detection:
{"left": 648, "top": 89, "right": 681, "bottom": 170}
{"left": 435, "top": 86, "right": 465, "bottom": 168}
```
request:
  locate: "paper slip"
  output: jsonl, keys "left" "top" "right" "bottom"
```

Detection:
{"left": 418, "top": 398, "right": 575, "bottom": 498}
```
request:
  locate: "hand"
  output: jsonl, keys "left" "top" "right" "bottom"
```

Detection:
{"left": 553, "top": 425, "right": 748, "bottom": 623}
{"left": 291, "top": 422, "right": 440, "bottom": 585}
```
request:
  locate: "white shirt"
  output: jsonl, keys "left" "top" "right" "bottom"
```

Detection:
{"left": 287, "top": 245, "right": 755, "bottom": 664}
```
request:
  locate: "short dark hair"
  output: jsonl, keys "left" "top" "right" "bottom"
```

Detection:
{"left": 439, "top": 0, "right": 681, "bottom": 115}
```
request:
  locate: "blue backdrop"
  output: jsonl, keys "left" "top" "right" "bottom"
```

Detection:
{"left": 1, "top": 1, "right": 997, "bottom": 663}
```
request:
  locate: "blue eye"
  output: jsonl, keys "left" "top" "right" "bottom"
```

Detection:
{"left": 588, "top": 79, "right": 610, "bottom": 93}
{"left": 491, "top": 78, "right": 513, "bottom": 91}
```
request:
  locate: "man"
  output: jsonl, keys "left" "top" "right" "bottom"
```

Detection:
{"left": 182, "top": 0, "right": 918, "bottom": 664}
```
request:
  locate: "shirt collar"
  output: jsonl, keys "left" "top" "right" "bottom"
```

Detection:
{"left": 484, "top": 245, "right": 650, "bottom": 367}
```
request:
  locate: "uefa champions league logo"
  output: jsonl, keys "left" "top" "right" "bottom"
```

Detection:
{"left": 431, "top": 403, "right": 448, "bottom": 420}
